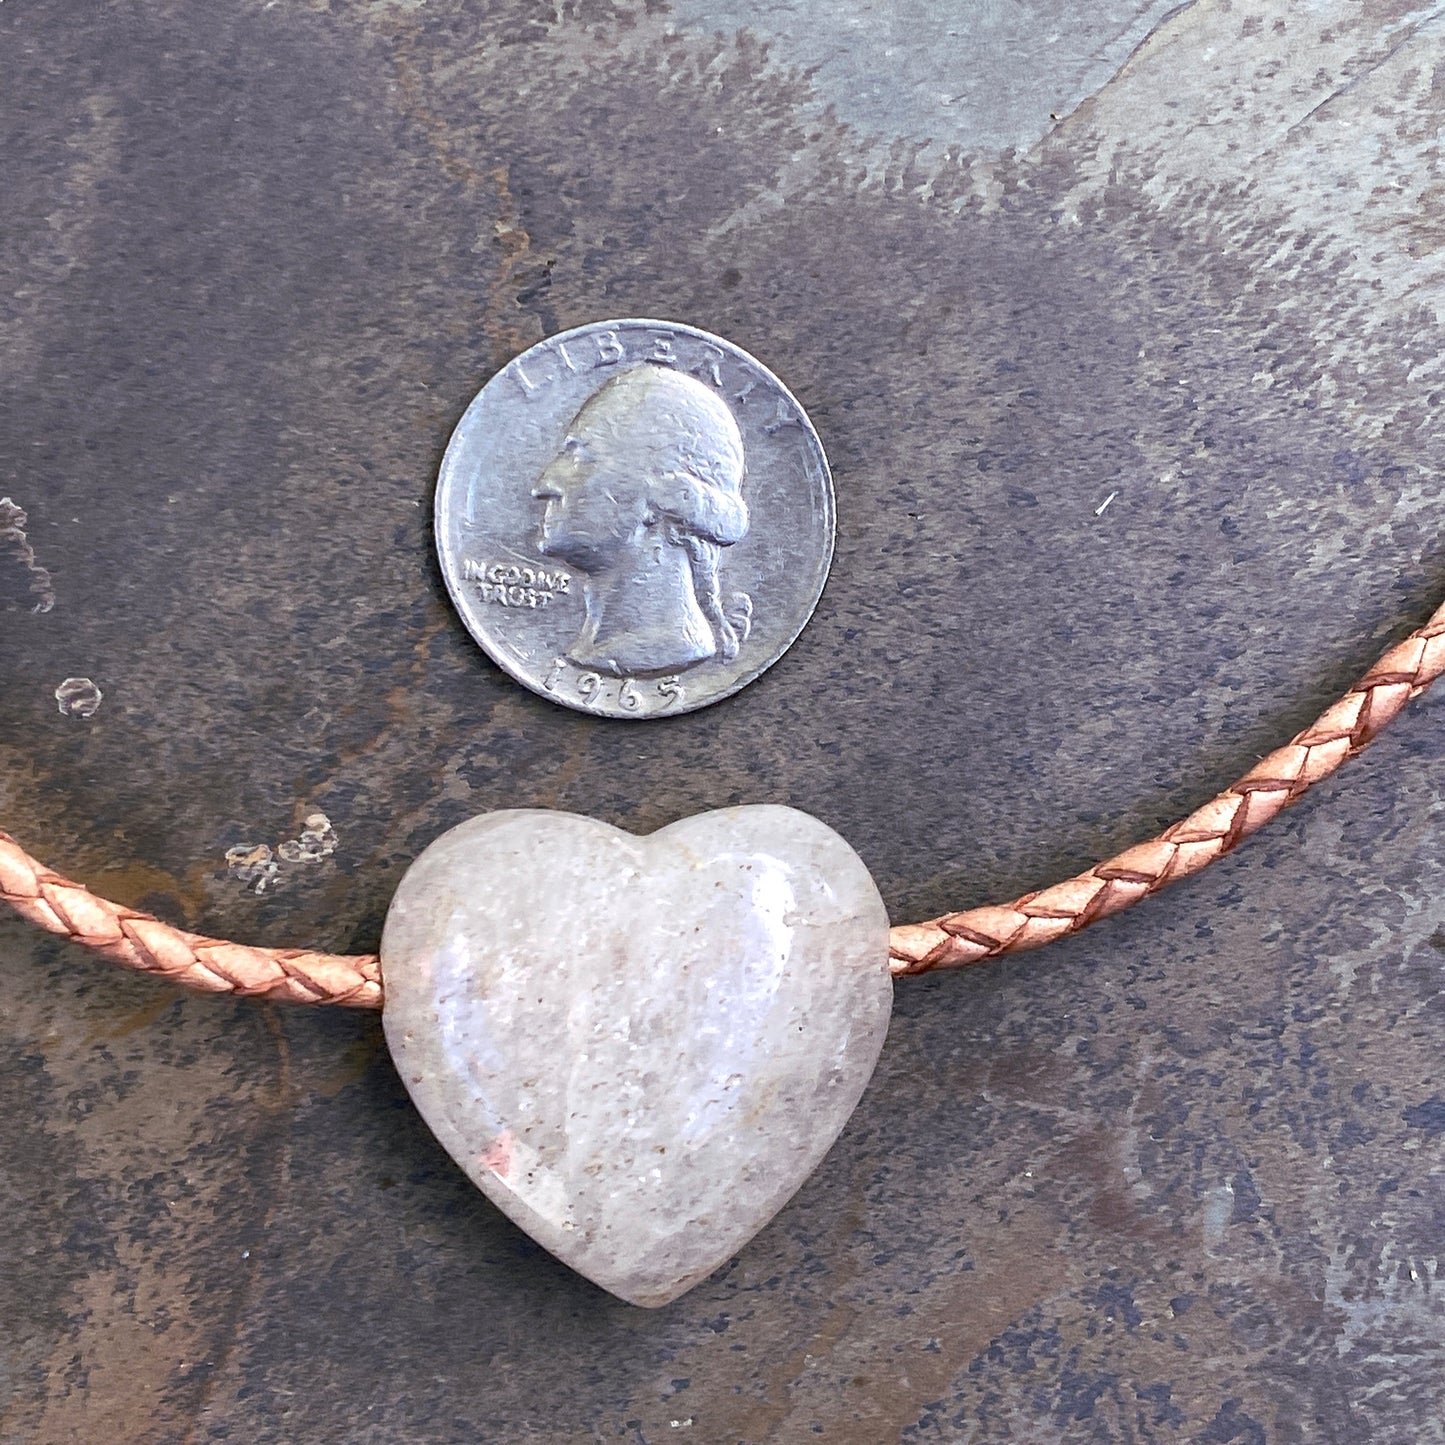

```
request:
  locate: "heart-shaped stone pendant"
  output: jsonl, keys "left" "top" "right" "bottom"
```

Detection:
{"left": 380, "top": 806, "right": 892, "bottom": 1306}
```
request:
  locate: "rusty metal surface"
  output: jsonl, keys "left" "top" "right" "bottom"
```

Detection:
{"left": 2, "top": 1, "right": 1443, "bottom": 1439}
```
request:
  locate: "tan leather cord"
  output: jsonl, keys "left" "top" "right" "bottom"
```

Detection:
{"left": 0, "top": 839, "right": 381, "bottom": 1007}
{"left": 3, "top": 597, "right": 1444, "bottom": 1005}
{"left": 889, "top": 596, "right": 1445, "bottom": 974}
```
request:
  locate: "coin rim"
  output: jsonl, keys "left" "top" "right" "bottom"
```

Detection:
{"left": 434, "top": 317, "right": 836, "bottom": 719}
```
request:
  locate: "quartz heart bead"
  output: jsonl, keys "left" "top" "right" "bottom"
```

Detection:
{"left": 379, "top": 806, "right": 893, "bottom": 1305}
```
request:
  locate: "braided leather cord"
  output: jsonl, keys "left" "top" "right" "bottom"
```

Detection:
{"left": 0, "top": 841, "right": 381, "bottom": 1006}
{"left": 3, "top": 597, "right": 1443, "bottom": 1004}
{"left": 889, "top": 597, "right": 1445, "bottom": 974}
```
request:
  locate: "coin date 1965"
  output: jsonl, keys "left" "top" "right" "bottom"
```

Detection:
{"left": 543, "top": 659, "right": 684, "bottom": 713}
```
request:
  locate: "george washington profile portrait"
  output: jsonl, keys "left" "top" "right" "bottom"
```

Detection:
{"left": 532, "top": 364, "right": 753, "bottom": 677}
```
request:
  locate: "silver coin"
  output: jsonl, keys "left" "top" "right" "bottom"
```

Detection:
{"left": 435, "top": 320, "right": 835, "bottom": 719}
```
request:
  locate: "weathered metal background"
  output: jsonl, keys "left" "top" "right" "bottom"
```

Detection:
{"left": 2, "top": 1, "right": 1443, "bottom": 1439}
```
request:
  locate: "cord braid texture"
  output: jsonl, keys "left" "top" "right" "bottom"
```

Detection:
{"left": 889, "top": 598, "right": 1445, "bottom": 975}
{"left": 3, "top": 598, "right": 1443, "bottom": 1006}
{"left": 0, "top": 841, "right": 381, "bottom": 1007}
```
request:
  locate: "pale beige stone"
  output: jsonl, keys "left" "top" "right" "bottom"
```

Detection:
{"left": 380, "top": 805, "right": 892, "bottom": 1306}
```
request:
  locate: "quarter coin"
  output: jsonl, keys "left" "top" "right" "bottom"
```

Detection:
{"left": 434, "top": 320, "right": 835, "bottom": 719}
